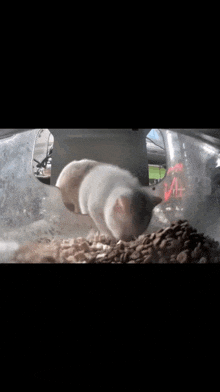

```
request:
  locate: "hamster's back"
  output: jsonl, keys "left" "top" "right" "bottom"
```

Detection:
{"left": 56, "top": 159, "right": 101, "bottom": 213}
{"left": 79, "top": 163, "right": 140, "bottom": 214}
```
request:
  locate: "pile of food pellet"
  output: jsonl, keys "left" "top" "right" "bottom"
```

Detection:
{"left": 11, "top": 220, "right": 220, "bottom": 263}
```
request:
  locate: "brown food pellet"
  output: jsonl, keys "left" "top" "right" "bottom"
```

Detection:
{"left": 176, "top": 251, "right": 189, "bottom": 263}
{"left": 153, "top": 238, "right": 161, "bottom": 247}
{"left": 130, "top": 251, "right": 141, "bottom": 260}
{"left": 80, "top": 241, "right": 91, "bottom": 252}
{"left": 116, "top": 242, "right": 124, "bottom": 250}
{"left": 184, "top": 240, "right": 191, "bottom": 247}
{"left": 177, "top": 219, "right": 185, "bottom": 224}
{"left": 60, "top": 243, "right": 72, "bottom": 250}
{"left": 143, "top": 237, "right": 151, "bottom": 245}
{"left": 137, "top": 234, "right": 146, "bottom": 242}
{"left": 134, "top": 258, "right": 142, "bottom": 263}
{"left": 107, "top": 250, "right": 119, "bottom": 259}
{"left": 176, "top": 231, "right": 183, "bottom": 237}
{"left": 143, "top": 243, "right": 153, "bottom": 250}
{"left": 128, "top": 241, "right": 138, "bottom": 249}
{"left": 171, "top": 224, "right": 181, "bottom": 232}
{"left": 180, "top": 220, "right": 189, "bottom": 226}
{"left": 182, "top": 231, "right": 188, "bottom": 240}
{"left": 62, "top": 247, "right": 76, "bottom": 258}
{"left": 160, "top": 228, "right": 173, "bottom": 238}
{"left": 156, "top": 228, "right": 164, "bottom": 234}
{"left": 167, "top": 239, "right": 181, "bottom": 250}
{"left": 136, "top": 244, "right": 144, "bottom": 252}
{"left": 74, "top": 251, "right": 87, "bottom": 262}
{"left": 84, "top": 253, "right": 97, "bottom": 263}
{"left": 142, "top": 255, "right": 154, "bottom": 263}
{"left": 183, "top": 249, "right": 190, "bottom": 254}
{"left": 66, "top": 255, "right": 77, "bottom": 263}
{"left": 159, "top": 240, "right": 167, "bottom": 249}
{"left": 198, "top": 257, "right": 207, "bottom": 264}
{"left": 194, "top": 244, "right": 202, "bottom": 256}
{"left": 124, "top": 251, "right": 131, "bottom": 261}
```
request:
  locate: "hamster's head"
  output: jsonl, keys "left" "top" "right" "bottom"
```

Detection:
{"left": 106, "top": 189, "right": 162, "bottom": 242}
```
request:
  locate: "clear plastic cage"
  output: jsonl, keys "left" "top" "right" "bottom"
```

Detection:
{"left": 0, "top": 128, "right": 220, "bottom": 262}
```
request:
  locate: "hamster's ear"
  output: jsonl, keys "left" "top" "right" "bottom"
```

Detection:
{"left": 151, "top": 196, "right": 162, "bottom": 207}
{"left": 114, "top": 196, "right": 131, "bottom": 214}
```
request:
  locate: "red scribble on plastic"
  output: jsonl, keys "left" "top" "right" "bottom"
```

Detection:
{"left": 164, "top": 177, "right": 178, "bottom": 201}
{"left": 164, "top": 177, "right": 185, "bottom": 202}
{"left": 164, "top": 163, "right": 185, "bottom": 201}
{"left": 167, "top": 163, "right": 183, "bottom": 175}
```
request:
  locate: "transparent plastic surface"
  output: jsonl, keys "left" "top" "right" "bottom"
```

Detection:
{"left": 0, "top": 130, "right": 97, "bottom": 262}
{"left": 0, "top": 129, "right": 220, "bottom": 262}
{"left": 147, "top": 130, "right": 220, "bottom": 242}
